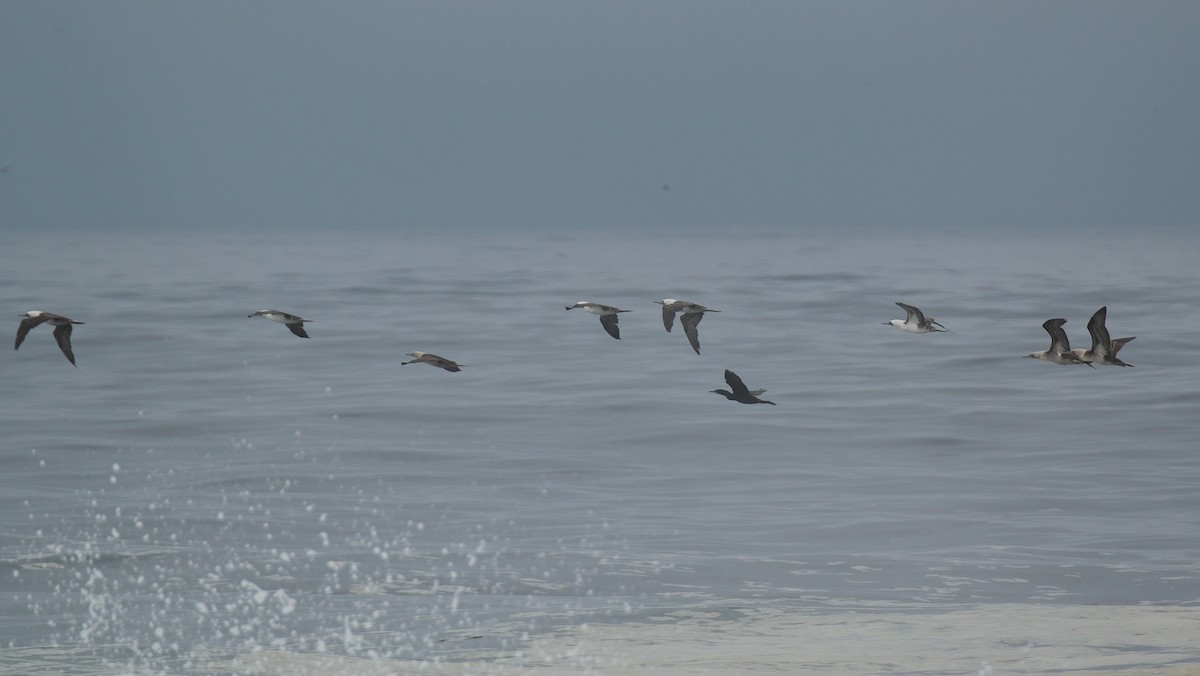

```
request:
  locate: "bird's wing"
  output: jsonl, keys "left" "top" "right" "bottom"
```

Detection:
{"left": 661, "top": 305, "right": 676, "bottom": 332}
{"left": 895, "top": 302, "right": 924, "bottom": 324}
{"left": 52, "top": 323, "right": 76, "bottom": 366}
{"left": 15, "top": 315, "right": 50, "bottom": 350}
{"left": 599, "top": 314, "right": 621, "bottom": 339}
{"left": 680, "top": 312, "right": 704, "bottom": 354}
{"left": 724, "top": 369, "right": 752, "bottom": 398}
{"left": 1086, "top": 306, "right": 1111, "bottom": 355}
{"left": 1042, "top": 318, "right": 1071, "bottom": 352}
{"left": 287, "top": 323, "right": 310, "bottom": 338}
{"left": 430, "top": 355, "right": 461, "bottom": 371}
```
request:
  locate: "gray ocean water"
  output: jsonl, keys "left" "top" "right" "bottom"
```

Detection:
{"left": 2, "top": 228, "right": 1198, "bottom": 675}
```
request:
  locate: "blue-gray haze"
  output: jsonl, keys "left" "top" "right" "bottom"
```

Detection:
{"left": 3, "top": 2, "right": 1200, "bottom": 673}
{"left": 2, "top": 229, "right": 1199, "bottom": 673}
{"left": 1, "top": 1, "right": 1198, "bottom": 233}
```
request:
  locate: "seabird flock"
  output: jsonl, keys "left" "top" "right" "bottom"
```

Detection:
{"left": 1023, "top": 306, "right": 1134, "bottom": 368}
{"left": 15, "top": 301, "right": 1135, "bottom": 403}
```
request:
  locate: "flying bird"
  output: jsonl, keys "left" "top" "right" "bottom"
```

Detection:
{"left": 654, "top": 298, "right": 719, "bottom": 354}
{"left": 1072, "top": 306, "right": 1134, "bottom": 367}
{"left": 401, "top": 352, "right": 462, "bottom": 372}
{"left": 885, "top": 302, "right": 948, "bottom": 333}
{"left": 1024, "top": 318, "right": 1092, "bottom": 366}
{"left": 248, "top": 310, "right": 312, "bottom": 338}
{"left": 565, "top": 302, "right": 630, "bottom": 340}
{"left": 15, "top": 311, "right": 84, "bottom": 366}
{"left": 710, "top": 369, "right": 776, "bottom": 405}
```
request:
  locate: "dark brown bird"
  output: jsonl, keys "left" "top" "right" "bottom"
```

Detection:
{"left": 15, "top": 311, "right": 84, "bottom": 366}
{"left": 402, "top": 351, "right": 462, "bottom": 372}
{"left": 710, "top": 369, "right": 775, "bottom": 405}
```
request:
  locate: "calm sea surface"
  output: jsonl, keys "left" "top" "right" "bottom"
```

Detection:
{"left": 2, "top": 228, "right": 1198, "bottom": 674}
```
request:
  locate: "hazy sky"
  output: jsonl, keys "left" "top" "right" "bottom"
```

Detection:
{"left": 2, "top": 1, "right": 1197, "bottom": 233}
